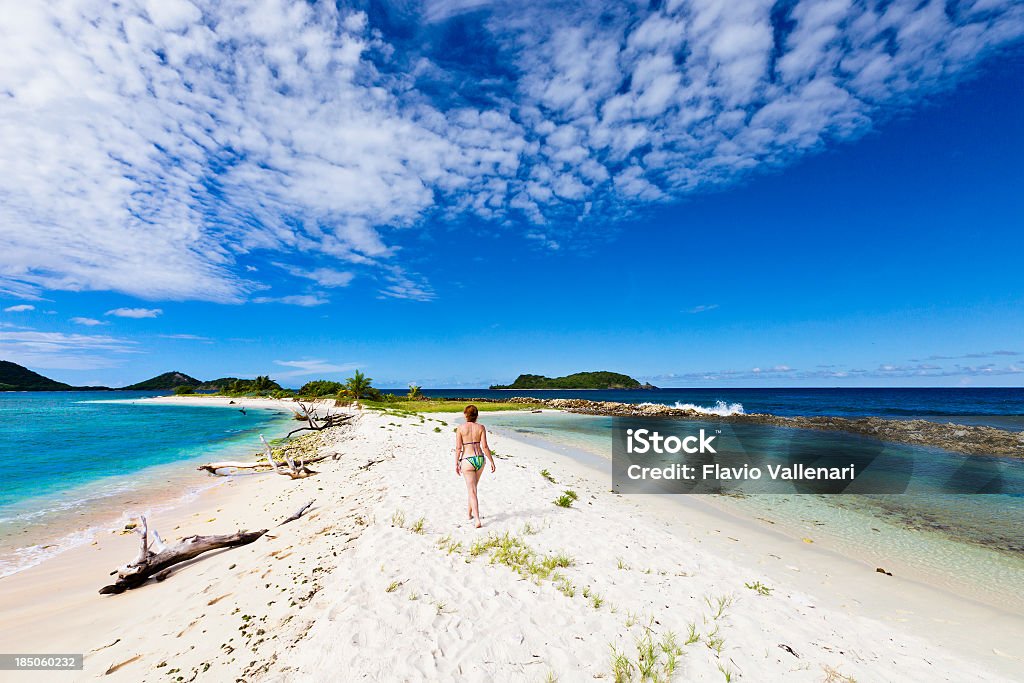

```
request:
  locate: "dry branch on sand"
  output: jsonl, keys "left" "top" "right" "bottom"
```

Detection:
{"left": 260, "top": 434, "right": 317, "bottom": 478}
{"left": 99, "top": 516, "right": 266, "bottom": 594}
{"left": 288, "top": 402, "right": 352, "bottom": 437}
{"left": 280, "top": 500, "right": 315, "bottom": 526}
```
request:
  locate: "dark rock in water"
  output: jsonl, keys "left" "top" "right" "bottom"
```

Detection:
{"left": 875, "top": 567, "right": 893, "bottom": 576}
{"left": 500, "top": 397, "right": 1024, "bottom": 458}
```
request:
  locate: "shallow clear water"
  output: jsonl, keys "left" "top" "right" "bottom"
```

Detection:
{"left": 484, "top": 410, "right": 1024, "bottom": 611}
{"left": 0, "top": 392, "right": 295, "bottom": 576}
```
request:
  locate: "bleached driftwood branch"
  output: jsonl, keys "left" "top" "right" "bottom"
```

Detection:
{"left": 100, "top": 515, "right": 266, "bottom": 594}
{"left": 288, "top": 402, "right": 352, "bottom": 437}
{"left": 196, "top": 460, "right": 271, "bottom": 474}
{"left": 261, "top": 434, "right": 316, "bottom": 478}
{"left": 280, "top": 499, "right": 315, "bottom": 526}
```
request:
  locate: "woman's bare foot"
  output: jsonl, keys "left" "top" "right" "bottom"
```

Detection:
{"left": 475, "top": 518, "right": 483, "bottom": 528}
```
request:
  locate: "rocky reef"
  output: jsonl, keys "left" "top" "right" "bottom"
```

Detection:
{"left": 500, "top": 397, "right": 1024, "bottom": 458}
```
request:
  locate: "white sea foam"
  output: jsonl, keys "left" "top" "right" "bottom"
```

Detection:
{"left": 639, "top": 400, "right": 745, "bottom": 416}
{"left": 0, "top": 475, "right": 228, "bottom": 578}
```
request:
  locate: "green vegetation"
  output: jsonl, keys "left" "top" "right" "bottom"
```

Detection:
{"left": 173, "top": 385, "right": 196, "bottom": 395}
{"left": 466, "top": 532, "right": 574, "bottom": 585}
{"left": 554, "top": 490, "right": 577, "bottom": 508}
{"left": 705, "top": 626, "right": 725, "bottom": 654}
{"left": 610, "top": 646, "right": 634, "bottom": 683}
{"left": 490, "top": 370, "right": 652, "bottom": 390}
{"left": 540, "top": 469, "right": 556, "bottom": 483}
{"left": 296, "top": 379, "right": 346, "bottom": 397}
{"left": 705, "top": 594, "right": 734, "bottom": 620}
{"left": 609, "top": 625, "right": 686, "bottom": 682}
{"left": 362, "top": 398, "right": 545, "bottom": 413}
{"left": 745, "top": 580, "right": 772, "bottom": 596}
{"left": 436, "top": 534, "right": 463, "bottom": 555}
{"left": 345, "top": 370, "right": 375, "bottom": 400}
{"left": 214, "top": 375, "right": 286, "bottom": 397}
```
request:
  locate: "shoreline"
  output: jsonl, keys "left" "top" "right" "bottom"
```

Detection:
{"left": 487, "top": 413, "right": 1024, "bottom": 612}
{"left": 489, "top": 426, "right": 1024, "bottom": 667}
{"left": 1, "top": 401, "right": 1022, "bottom": 680}
{"left": 0, "top": 396, "right": 300, "bottom": 579}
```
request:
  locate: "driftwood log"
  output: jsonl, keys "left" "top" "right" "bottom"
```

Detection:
{"left": 197, "top": 460, "right": 268, "bottom": 474}
{"left": 197, "top": 451, "right": 336, "bottom": 475}
{"left": 260, "top": 434, "right": 316, "bottom": 478}
{"left": 100, "top": 516, "right": 266, "bottom": 594}
{"left": 288, "top": 402, "right": 352, "bottom": 437}
{"left": 280, "top": 499, "right": 315, "bottom": 526}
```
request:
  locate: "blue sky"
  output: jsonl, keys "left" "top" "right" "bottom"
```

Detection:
{"left": 1, "top": 0, "right": 1022, "bottom": 388}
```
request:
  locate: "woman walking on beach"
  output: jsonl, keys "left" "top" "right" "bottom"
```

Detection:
{"left": 455, "top": 405, "right": 495, "bottom": 528}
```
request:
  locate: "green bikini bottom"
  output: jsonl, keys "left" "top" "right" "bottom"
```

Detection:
{"left": 463, "top": 455, "right": 485, "bottom": 470}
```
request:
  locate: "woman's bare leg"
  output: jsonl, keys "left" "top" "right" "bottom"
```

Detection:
{"left": 462, "top": 467, "right": 482, "bottom": 527}
{"left": 473, "top": 468, "right": 485, "bottom": 523}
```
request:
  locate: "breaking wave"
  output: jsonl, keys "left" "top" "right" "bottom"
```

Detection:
{"left": 666, "top": 400, "right": 745, "bottom": 416}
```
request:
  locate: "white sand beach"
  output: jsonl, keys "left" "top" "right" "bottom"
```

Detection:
{"left": 1, "top": 405, "right": 1022, "bottom": 681}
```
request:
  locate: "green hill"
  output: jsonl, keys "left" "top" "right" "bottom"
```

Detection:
{"left": 490, "top": 371, "right": 654, "bottom": 390}
{"left": 0, "top": 360, "right": 74, "bottom": 391}
{"left": 123, "top": 371, "right": 202, "bottom": 391}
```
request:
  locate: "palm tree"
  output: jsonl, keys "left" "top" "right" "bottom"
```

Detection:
{"left": 408, "top": 383, "right": 422, "bottom": 400}
{"left": 345, "top": 370, "right": 373, "bottom": 400}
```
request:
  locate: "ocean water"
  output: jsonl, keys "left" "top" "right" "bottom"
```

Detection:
{"left": 0, "top": 392, "right": 295, "bottom": 576}
{"left": 415, "top": 387, "right": 1024, "bottom": 429}
{"left": 482, "top": 409, "right": 1024, "bottom": 611}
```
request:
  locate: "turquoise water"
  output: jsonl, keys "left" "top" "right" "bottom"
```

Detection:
{"left": 485, "top": 411, "right": 1024, "bottom": 610}
{"left": 0, "top": 392, "right": 295, "bottom": 576}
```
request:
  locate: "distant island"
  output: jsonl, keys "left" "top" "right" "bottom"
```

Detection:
{"left": 490, "top": 371, "right": 656, "bottom": 390}
{"left": 0, "top": 361, "right": 266, "bottom": 393}
{"left": 0, "top": 360, "right": 78, "bottom": 391}
{"left": 123, "top": 371, "right": 203, "bottom": 391}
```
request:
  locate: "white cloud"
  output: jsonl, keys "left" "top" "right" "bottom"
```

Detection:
{"left": 3, "top": 304, "right": 35, "bottom": 312}
{"left": 688, "top": 304, "right": 719, "bottom": 314}
{"left": 0, "top": 1, "right": 1021, "bottom": 304}
{"left": 274, "top": 263, "right": 355, "bottom": 288}
{"left": 378, "top": 267, "right": 436, "bottom": 302}
{"left": 252, "top": 295, "right": 329, "bottom": 307}
{"left": 273, "top": 359, "right": 359, "bottom": 378}
{"left": 159, "top": 333, "right": 210, "bottom": 341}
{"left": 0, "top": 330, "right": 138, "bottom": 370}
{"left": 106, "top": 307, "right": 163, "bottom": 318}
{"left": 70, "top": 317, "right": 107, "bottom": 326}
